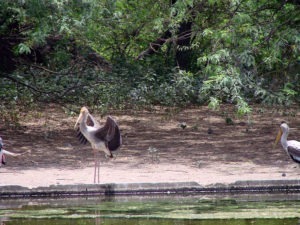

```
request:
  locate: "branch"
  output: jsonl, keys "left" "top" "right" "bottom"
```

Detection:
{"left": 2, "top": 73, "right": 41, "bottom": 93}
{"left": 136, "top": 31, "right": 172, "bottom": 60}
{"left": 30, "top": 64, "right": 59, "bottom": 74}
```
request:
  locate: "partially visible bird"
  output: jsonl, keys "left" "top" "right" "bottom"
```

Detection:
{"left": 178, "top": 122, "right": 187, "bottom": 130}
{"left": 274, "top": 122, "right": 300, "bottom": 164}
{"left": 74, "top": 107, "right": 122, "bottom": 183}
{"left": 0, "top": 137, "right": 6, "bottom": 165}
{"left": 0, "top": 137, "right": 28, "bottom": 167}
{"left": 207, "top": 127, "right": 213, "bottom": 134}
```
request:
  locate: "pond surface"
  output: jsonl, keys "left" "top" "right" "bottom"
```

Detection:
{"left": 1, "top": 194, "right": 300, "bottom": 225}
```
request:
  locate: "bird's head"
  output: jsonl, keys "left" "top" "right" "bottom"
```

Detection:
{"left": 280, "top": 121, "right": 289, "bottom": 133}
{"left": 273, "top": 121, "right": 289, "bottom": 148}
{"left": 74, "top": 107, "right": 89, "bottom": 129}
{"left": 80, "top": 107, "right": 89, "bottom": 114}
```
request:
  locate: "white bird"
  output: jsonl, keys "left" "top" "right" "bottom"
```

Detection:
{"left": 74, "top": 106, "right": 122, "bottom": 183}
{"left": 0, "top": 137, "right": 28, "bottom": 167}
{"left": 274, "top": 122, "right": 300, "bottom": 164}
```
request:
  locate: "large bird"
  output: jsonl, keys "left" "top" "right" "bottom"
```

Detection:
{"left": 74, "top": 107, "right": 122, "bottom": 183}
{"left": 0, "top": 137, "right": 27, "bottom": 167}
{"left": 274, "top": 122, "right": 300, "bottom": 164}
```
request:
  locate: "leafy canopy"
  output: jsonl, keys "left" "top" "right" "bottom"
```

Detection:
{"left": 0, "top": 0, "right": 299, "bottom": 115}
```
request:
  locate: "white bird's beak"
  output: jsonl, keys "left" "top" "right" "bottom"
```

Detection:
{"left": 273, "top": 129, "right": 282, "bottom": 149}
{"left": 74, "top": 112, "right": 83, "bottom": 130}
{"left": 2, "top": 149, "right": 27, "bottom": 157}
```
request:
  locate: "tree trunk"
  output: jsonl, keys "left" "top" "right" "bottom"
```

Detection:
{"left": 175, "top": 21, "right": 193, "bottom": 70}
{"left": 137, "top": 0, "right": 194, "bottom": 70}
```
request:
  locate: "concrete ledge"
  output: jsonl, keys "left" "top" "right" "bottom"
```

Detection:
{"left": 1, "top": 180, "right": 300, "bottom": 199}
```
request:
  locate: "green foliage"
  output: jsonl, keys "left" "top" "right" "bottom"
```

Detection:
{"left": 195, "top": 0, "right": 299, "bottom": 108}
{"left": 0, "top": 0, "right": 299, "bottom": 116}
{"left": 129, "top": 68, "right": 197, "bottom": 107}
{"left": 16, "top": 43, "right": 31, "bottom": 55}
{"left": 0, "top": 104, "right": 21, "bottom": 128}
{"left": 236, "top": 98, "right": 252, "bottom": 117}
{"left": 208, "top": 97, "right": 220, "bottom": 111}
{"left": 85, "top": 0, "right": 169, "bottom": 60}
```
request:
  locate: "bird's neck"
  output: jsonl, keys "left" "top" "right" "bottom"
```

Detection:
{"left": 281, "top": 130, "right": 289, "bottom": 150}
{"left": 80, "top": 113, "right": 89, "bottom": 132}
{"left": 80, "top": 113, "right": 96, "bottom": 139}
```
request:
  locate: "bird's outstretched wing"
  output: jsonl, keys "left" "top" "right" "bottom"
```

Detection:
{"left": 107, "top": 117, "right": 121, "bottom": 152}
{"left": 76, "top": 128, "right": 88, "bottom": 145}
{"left": 95, "top": 116, "right": 122, "bottom": 151}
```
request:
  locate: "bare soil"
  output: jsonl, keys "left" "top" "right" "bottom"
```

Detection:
{"left": 0, "top": 104, "right": 300, "bottom": 188}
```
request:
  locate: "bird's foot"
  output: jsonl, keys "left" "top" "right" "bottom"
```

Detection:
{"left": 105, "top": 153, "right": 113, "bottom": 159}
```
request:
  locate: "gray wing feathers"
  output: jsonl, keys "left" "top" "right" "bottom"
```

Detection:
{"left": 107, "top": 123, "right": 121, "bottom": 151}
{"left": 76, "top": 127, "right": 88, "bottom": 145}
{"left": 95, "top": 116, "right": 121, "bottom": 151}
{"left": 287, "top": 146, "right": 300, "bottom": 163}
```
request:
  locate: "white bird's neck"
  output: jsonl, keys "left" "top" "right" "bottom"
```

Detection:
{"left": 281, "top": 129, "right": 289, "bottom": 151}
{"left": 80, "top": 113, "right": 91, "bottom": 133}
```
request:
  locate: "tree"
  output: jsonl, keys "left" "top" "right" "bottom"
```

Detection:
{"left": 0, "top": 0, "right": 299, "bottom": 111}
{"left": 136, "top": 0, "right": 299, "bottom": 105}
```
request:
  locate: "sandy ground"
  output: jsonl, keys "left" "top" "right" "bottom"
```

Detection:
{"left": 0, "top": 105, "right": 299, "bottom": 188}
{"left": 1, "top": 161, "right": 300, "bottom": 188}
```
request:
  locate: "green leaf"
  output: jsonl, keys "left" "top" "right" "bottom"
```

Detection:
{"left": 236, "top": 98, "right": 252, "bottom": 116}
{"left": 208, "top": 97, "right": 220, "bottom": 111}
{"left": 17, "top": 43, "right": 31, "bottom": 55}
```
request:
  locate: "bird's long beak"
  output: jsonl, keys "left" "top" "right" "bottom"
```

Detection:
{"left": 273, "top": 129, "right": 282, "bottom": 149}
{"left": 74, "top": 112, "right": 83, "bottom": 130}
{"left": 2, "top": 149, "right": 28, "bottom": 157}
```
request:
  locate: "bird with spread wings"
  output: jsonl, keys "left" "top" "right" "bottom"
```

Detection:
{"left": 74, "top": 107, "right": 122, "bottom": 183}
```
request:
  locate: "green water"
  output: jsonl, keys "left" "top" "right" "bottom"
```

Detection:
{"left": 3, "top": 218, "right": 298, "bottom": 225}
{"left": 1, "top": 194, "right": 300, "bottom": 224}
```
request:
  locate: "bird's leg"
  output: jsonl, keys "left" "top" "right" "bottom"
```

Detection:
{"left": 93, "top": 150, "right": 101, "bottom": 183}
{"left": 93, "top": 150, "right": 97, "bottom": 183}
{"left": 2, "top": 154, "right": 6, "bottom": 165}
{"left": 97, "top": 158, "right": 100, "bottom": 183}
